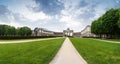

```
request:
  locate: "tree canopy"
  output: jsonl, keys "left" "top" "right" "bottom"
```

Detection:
{"left": 17, "top": 26, "right": 32, "bottom": 36}
{"left": 91, "top": 8, "right": 120, "bottom": 38}
{"left": 0, "top": 24, "right": 32, "bottom": 36}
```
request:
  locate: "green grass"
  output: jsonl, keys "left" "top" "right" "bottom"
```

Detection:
{"left": 0, "top": 38, "right": 55, "bottom": 42}
{"left": 70, "top": 38, "right": 120, "bottom": 64}
{"left": 0, "top": 38, "right": 65, "bottom": 64}
{"left": 0, "top": 39, "right": 39, "bottom": 42}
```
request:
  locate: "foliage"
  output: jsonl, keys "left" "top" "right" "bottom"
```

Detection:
{"left": 17, "top": 26, "right": 32, "bottom": 36}
{"left": 6, "top": 26, "right": 16, "bottom": 36}
{"left": 91, "top": 8, "right": 120, "bottom": 38}
{"left": 0, "top": 24, "right": 32, "bottom": 36}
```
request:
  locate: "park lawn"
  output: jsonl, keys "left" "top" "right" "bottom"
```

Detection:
{"left": 0, "top": 38, "right": 55, "bottom": 42}
{"left": 0, "top": 38, "right": 41, "bottom": 42}
{"left": 70, "top": 38, "right": 120, "bottom": 64}
{"left": 0, "top": 38, "right": 65, "bottom": 64}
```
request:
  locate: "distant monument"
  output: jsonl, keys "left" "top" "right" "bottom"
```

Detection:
{"left": 63, "top": 28, "right": 73, "bottom": 37}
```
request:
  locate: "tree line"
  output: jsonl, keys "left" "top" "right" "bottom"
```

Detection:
{"left": 0, "top": 24, "right": 32, "bottom": 36}
{"left": 91, "top": 8, "right": 120, "bottom": 38}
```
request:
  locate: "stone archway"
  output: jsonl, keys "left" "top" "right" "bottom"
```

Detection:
{"left": 63, "top": 28, "right": 73, "bottom": 37}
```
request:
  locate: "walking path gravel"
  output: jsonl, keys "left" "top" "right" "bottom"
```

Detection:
{"left": 92, "top": 39, "right": 120, "bottom": 44}
{"left": 49, "top": 38, "right": 87, "bottom": 64}
{"left": 0, "top": 37, "right": 61, "bottom": 44}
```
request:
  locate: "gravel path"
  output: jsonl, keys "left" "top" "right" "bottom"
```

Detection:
{"left": 0, "top": 37, "right": 61, "bottom": 44}
{"left": 49, "top": 38, "right": 87, "bottom": 64}
{"left": 92, "top": 39, "right": 120, "bottom": 44}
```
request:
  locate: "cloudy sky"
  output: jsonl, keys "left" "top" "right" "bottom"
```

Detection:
{"left": 0, "top": 0, "right": 120, "bottom": 32}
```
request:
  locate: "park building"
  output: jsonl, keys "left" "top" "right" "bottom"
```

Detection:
{"left": 80, "top": 25, "right": 96, "bottom": 37}
{"left": 32, "top": 28, "right": 77, "bottom": 37}
{"left": 74, "top": 32, "right": 81, "bottom": 37}
{"left": 32, "top": 27, "right": 54, "bottom": 36}
{"left": 32, "top": 27, "right": 82, "bottom": 37}
{"left": 63, "top": 28, "right": 74, "bottom": 37}
{"left": 54, "top": 32, "right": 63, "bottom": 37}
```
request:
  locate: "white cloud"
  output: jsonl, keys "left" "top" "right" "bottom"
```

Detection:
{"left": 8, "top": 0, "right": 52, "bottom": 22}
{"left": 59, "top": 15, "right": 81, "bottom": 27}
{"left": 57, "top": 0, "right": 87, "bottom": 31}
{"left": 23, "top": 11, "right": 52, "bottom": 21}
{"left": 0, "top": 0, "right": 119, "bottom": 32}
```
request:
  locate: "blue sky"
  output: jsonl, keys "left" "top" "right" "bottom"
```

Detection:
{"left": 0, "top": 0, "right": 120, "bottom": 32}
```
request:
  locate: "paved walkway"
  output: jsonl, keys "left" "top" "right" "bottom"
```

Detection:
{"left": 92, "top": 39, "right": 120, "bottom": 44}
{"left": 0, "top": 37, "right": 61, "bottom": 44}
{"left": 49, "top": 38, "right": 87, "bottom": 64}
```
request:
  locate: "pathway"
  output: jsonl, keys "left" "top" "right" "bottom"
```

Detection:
{"left": 92, "top": 39, "right": 120, "bottom": 44}
{"left": 49, "top": 38, "right": 87, "bottom": 64}
{"left": 0, "top": 37, "right": 61, "bottom": 44}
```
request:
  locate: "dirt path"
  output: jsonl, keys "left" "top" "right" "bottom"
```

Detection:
{"left": 0, "top": 37, "right": 61, "bottom": 44}
{"left": 49, "top": 38, "right": 87, "bottom": 64}
{"left": 92, "top": 39, "right": 120, "bottom": 44}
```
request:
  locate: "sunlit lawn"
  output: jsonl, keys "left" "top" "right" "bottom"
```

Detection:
{"left": 0, "top": 38, "right": 48, "bottom": 42}
{"left": 70, "top": 38, "right": 120, "bottom": 64}
{"left": 0, "top": 38, "right": 60, "bottom": 42}
{"left": 0, "top": 38, "right": 65, "bottom": 64}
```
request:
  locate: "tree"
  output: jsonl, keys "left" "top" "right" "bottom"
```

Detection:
{"left": 0, "top": 25, "right": 6, "bottom": 36}
{"left": 102, "top": 8, "right": 119, "bottom": 36}
{"left": 7, "top": 26, "right": 16, "bottom": 36}
{"left": 117, "top": 9, "right": 120, "bottom": 30}
{"left": 17, "top": 26, "right": 32, "bottom": 36}
{"left": 0, "top": 25, "right": 17, "bottom": 36}
{"left": 91, "top": 17, "right": 104, "bottom": 37}
{"left": 91, "top": 8, "right": 120, "bottom": 38}
{"left": 0, "top": 24, "right": 32, "bottom": 36}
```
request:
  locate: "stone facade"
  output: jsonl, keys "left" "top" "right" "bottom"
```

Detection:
{"left": 54, "top": 32, "right": 63, "bottom": 37}
{"left": 32, "top": 26, "right": 95, "bottom": 37}
{"left": 63, "top": 28, "right": 73, "bottom": 37}
{"left": 74, "top": 32, "right": 81, "bottom": 37}
{"left": 32, "top": 28, "right": 54, "bottom": 36}
{"left": 81, "top": 25, "right": 95, "bottom": 37}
